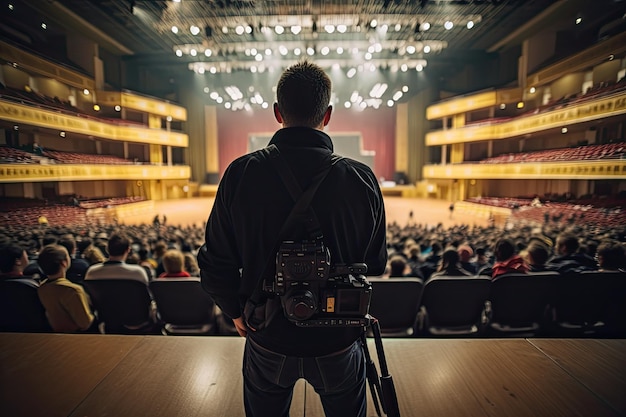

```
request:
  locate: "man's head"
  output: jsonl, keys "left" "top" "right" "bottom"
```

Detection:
{"left": 38, "top": 245, "right": 70, "bottom": 276}
{"left": 0, "top": 243, "right": 28, "bottom": 274}
{"left": 274, "top": 60, "right": 332, "bottom": 128}
{"left": 556, "top": 233, "right": 579, "bottom": 255}
{"left": 162, "top": 249, "right": 185, "bottom": 274}
{"left": 107, "top": 232, "right": 132, "bottom": 258}
{"left": 57, "top": 234, "right": 77, "bottom": 256}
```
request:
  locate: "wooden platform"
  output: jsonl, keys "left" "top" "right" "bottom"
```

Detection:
{"left": 1, "top": 334, "right": 624, "bottom": 417}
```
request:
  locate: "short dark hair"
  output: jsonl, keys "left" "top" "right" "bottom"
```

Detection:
{"left": 38, "top": 245, "right": 69, "bottom": 276}
{"left": 0, "top": 243, "right": 24, "bottom": 273}
{"left": 276, "top": 60, "right": 331, "bottom": 127}
{"left": 495, "top": 238, "right": 516, "bottom": 262}
{"left": 57, "top": 234, "right": 76, "bottom": 255}
{"left": 557, "top": 233, "right": 579, "bottom": 254}
{"left": 107, "top": 232, "right": 131, "bottom": 257}
{"left": 597, "top": 241, "right": 625, "bottom": 270}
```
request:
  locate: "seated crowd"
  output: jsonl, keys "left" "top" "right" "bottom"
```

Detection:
{"left": 0, "top": 209, "right": 624, "bottom": 336}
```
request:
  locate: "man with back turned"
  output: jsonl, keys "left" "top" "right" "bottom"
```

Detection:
{"left": 198, "top": 60, "right": 387, "bottom": 417}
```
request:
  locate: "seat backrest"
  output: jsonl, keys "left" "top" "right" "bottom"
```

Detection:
{"left": 489, "top": 271, "right": 557, "bottom": 326}
{"left": 149, "top": 278, "right": 216, "bottom": 325}
{"left": 552, "top": 271, "right": 626, "bottom": 331}
{"left": 367, "top": 277, "right": 424, "bottom": 336}
{"left": 0, "top": 279, "right": 51, "bottom": 332}
{"left": 83, "top": 279, "right": 153, "bottom": 333}
{"left": 420, "top": 275, "right": 491, "bottom": 327}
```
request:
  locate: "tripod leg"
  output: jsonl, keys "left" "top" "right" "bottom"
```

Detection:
{"left": 361, "top": 331, "right": 383, "bottom": 417}
{"left": 372, "top": 319, "right": 401, "bottom": 417}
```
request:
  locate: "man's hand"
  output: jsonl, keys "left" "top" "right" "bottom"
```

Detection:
{"left": 232, "top": 316, "right": 250, "bottom": 337}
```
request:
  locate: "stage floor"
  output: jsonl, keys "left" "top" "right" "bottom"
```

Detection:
{"left": 118, "top": 196, "right": 491, "bottom": 229}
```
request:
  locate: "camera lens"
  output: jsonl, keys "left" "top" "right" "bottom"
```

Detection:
{"left": 285, "top": 290, "right": 317, "bottom": 320}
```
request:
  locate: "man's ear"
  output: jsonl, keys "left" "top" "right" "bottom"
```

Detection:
{"left": 322, "top": 105, "right": 333, "bottom": 126}
{"left": 273, "top": 103, "right": 283, "bottom": 124}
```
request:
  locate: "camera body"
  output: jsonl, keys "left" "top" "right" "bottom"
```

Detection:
{"left": 264, "top": 239, "right": 371, "bottom": 326}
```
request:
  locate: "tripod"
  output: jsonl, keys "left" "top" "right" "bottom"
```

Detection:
{"left": 361, "top": 315, "right": 401, "bottom": 417}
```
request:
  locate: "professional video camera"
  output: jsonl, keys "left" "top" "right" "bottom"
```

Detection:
{"left": 263, "top": 239, "right": 372, "bottom": 326}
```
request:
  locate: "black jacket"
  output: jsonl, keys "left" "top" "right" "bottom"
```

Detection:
{"left": 198, "top": 127, "right": 387, "bottom": 356}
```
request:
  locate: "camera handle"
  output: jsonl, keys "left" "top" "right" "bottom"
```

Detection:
{"left": 361, "top": 315, "right": 401, "bottom": 417}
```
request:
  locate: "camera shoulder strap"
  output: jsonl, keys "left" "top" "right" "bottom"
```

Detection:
{"left": 245, "top": 145, "right": 342, "bottom": 321}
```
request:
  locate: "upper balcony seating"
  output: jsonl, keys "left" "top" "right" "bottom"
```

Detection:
{"left": 42, "top": 150, "right": 135, "bottom": 165}
{"left": 478, "top": 142, "right": 626, "bottom": 164}
{"left": 0, "top": 146, "right": 37, "bottom": 164}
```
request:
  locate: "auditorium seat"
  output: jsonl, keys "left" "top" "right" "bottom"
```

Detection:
{"left": 0, "top": 279, "right": 51, "bottom": 333}
{"left": 550, "top": 271, "right": 626, "bottom": 337}
{"left": 417, "top": 275, "right": 491, "bottom": 337}
{"left": 83, "top": 280, "right": 158, "bottom": 335}
{"left": 486, "top": 271, "right": 557, "bottom": 337}
{"left": 149, "top": 278, "right": 217, "bottom": 335}
{"left": 367, "top": 277, "right": 424, "bottom": 337}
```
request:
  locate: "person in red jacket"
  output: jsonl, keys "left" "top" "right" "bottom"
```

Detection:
{"left": 491, "top": 238, "right": 529, "bottom": 278}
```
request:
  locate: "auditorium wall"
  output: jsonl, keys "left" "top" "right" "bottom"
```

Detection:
{"left": 215, "top": 105, "right": 397, "bottom": 181}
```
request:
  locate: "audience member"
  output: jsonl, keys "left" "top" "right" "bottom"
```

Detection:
{"left": 523, "top": 242, "right": 551, "bottom": 272}
{"left": 490, "top": 238, "right": 529, "bottom": 278}
{"left": 157, "top": 249, "right": 191, "bottom": 278}
{"left": 183, "top": 252, "right": 200, "bottom": 277}
{"left": 0, "top": 242, "right": 38, "bottom": 284}
{"left": 57, "top": 234, "right": 90, "bottom": 284}
{"left": 430, "top": 248, "right": 473, "bottom": 278}
{"left": 387, "top": 254, "right": 411, "bottom": 277}
{"left": 595, "top": 241, "right": 626, "bottom": 271}
{"left": 458, "top": 244, "right": 478, "bottom": 274}
{"left": 37, "top": 245, "right": 95, "bottom": 333}
{"left": 82, "top": 244, "right": 106, "bottom": 266}
{"left": 85, "top": 232, "right": 149, "bottom": 284}
{"left": 547, "top": 232, "right": 597, "bottom": 273}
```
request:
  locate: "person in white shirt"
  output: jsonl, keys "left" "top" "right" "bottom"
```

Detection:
{"left": 85, "top": 232, "right": 149, "bottom": 285}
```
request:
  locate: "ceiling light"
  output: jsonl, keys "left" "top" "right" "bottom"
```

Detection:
{"left": 395, "top": 23, "right": 401, "bottom": 31}
{"left": 561, "top": 127, "right": 568, "bottom": 134}
{"left": 370, "top": 19, "right": 378, "bottom": 28}
{"left": 444, "top": 21, "right": 454, "bottom": 30}
{"left": 467, "top": 21, "right": 475, "bottom": 29}
{"left": 575, "top": 17, "right": 582, "bottom": 25}
{"left": 190, "top": 25, "right": 200, "bottom": 35}
{"left": 171, "top": 26, "right": 178, "bottom": 34}
{"left": 93, "top": 104, "right": 100, "bottom": 111}
{"left": 246, "top": 25, "right": 253, "bottom": 34}
{"left": 325, "top": 24, "right": 335, "bottom": 34}
{"left": 422, "top": 22, "right": 431, "bottom": 31}
{"left": 265, "top": 48, "right": 272, "bottom": 55}
{"left": 294, "top": 48, "right": 301, "bottom": 56}
{"left": 424, "top": 45, "right": 431, "bottom": 53}
{"left": 344, "top": 101, "right": 351, "bottom": 108}
{"left": 275, "top": 25, "right": 284, "bottom": 34}
{"left": 190, "top": 49, "right": 197, "bottom": 56}
{"left": 255, "top": 53, "right": 263, "bottom": 61}
{"left": 406, "top": 45, "right": 416, "bottom": 54}
{"left": 517, "top": 101, "right": 524, "bottom": 109}
{"left": 203, "top": 87, "right": 210, "bottom": 93}
{"left": 347, "top": 68, "right": 357, "bottom": 78}
{"left": 337, "top": 47, "right": 344, "bottom": 54}
{"left": 291, "top": 25, "right": 302, "bottom": 35}
{"left": 175, "top": 49, "right": 183, "bottom": 57}
{"left": 337, "top": 24, "right": 347, "bottom": 33}
{"left": 529, "top": 87, "right": 536, "bottom": 93}
{"left": 235, "top": 25, "right": 245, "bottom": 35}
{"left": 83, "top": 89, "right": 90, "bottom": 95}
{"left": 400, "top": 64, "right": 408, "bottom": 72}
{"left": 307, "top": 47, "right": 315, "bottom": 55}
{"left": 41, "top": 22, "right": 47, "bottom": 30}
{"left": 222, "top": 26, "right": 228, "bottom": 34}
{"left": 279, "top": 45, "right": 288, "bottom": 55}
{"left": 60, "top": 131, "right": 66, "bottom": 137}
{"left": 204, "top": 49, "right": 212, "bottom": 57}
{"left": 393, "top": 91, "right": 403, "bottom": 100}
{"left": 416, "top": 64, "right": 423, "bottom": 72}
{"left": 387, "top": 100, "right": 394, "bottom": 107}
{"left": 402, "top": 85, "right": 409, "bottom": 93}
{"left": 115, "top": 105, "right": 121, "bottom": 111}
{"left": 321, "top": 46, "right": 330, "bottom": 55}
{"left": 198, "top": 67, "right": 205, "bottom": 74}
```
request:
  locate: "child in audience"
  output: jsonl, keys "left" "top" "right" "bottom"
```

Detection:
{"left": 37, "top": 244, "right": 95, "bottom": 332}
